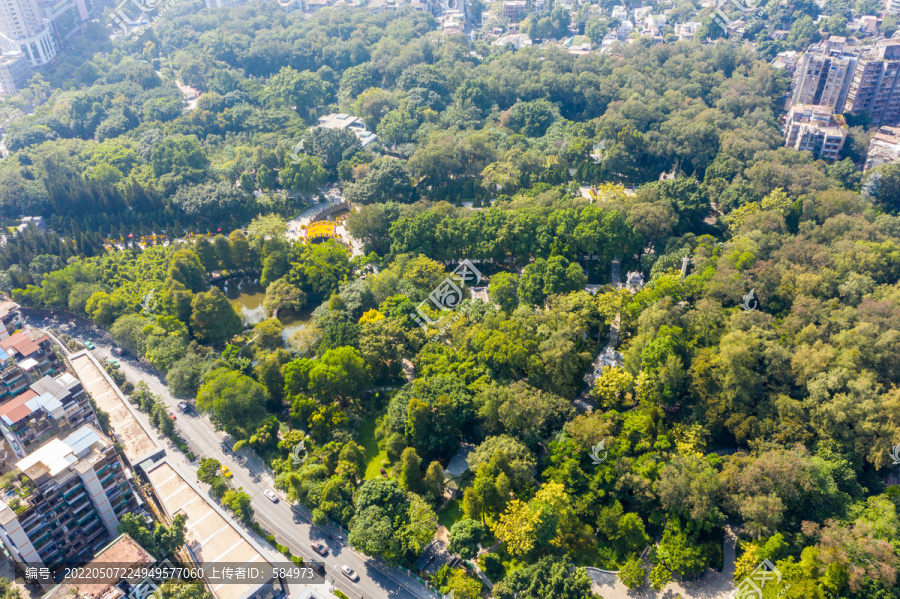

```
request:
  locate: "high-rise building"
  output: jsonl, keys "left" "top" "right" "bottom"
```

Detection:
{"left": 790, "top": 52, "right": 856, "bottom": 111}
{"left": 784, "top": 104, "right": 848, "bottom": 161}
{"left": 0, "top": 425, "right": 136, "bottom": 571}
{"left": 0, "top": 372, "right": 98, "bottom": 459}
{"left": 843, "top": 40, "right": 900, "bottom": 126}
{"left": 0, "top": 0, "right": 57, "bottom": 66}
{"left": 0, "top": 50, "right": 30, "bottom": 95}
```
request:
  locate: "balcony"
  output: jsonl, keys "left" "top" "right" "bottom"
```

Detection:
{"left": 76, "top": 511, "right": 96, "bottom": 526}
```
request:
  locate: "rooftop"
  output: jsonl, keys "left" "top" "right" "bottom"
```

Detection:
{"left": 41, "top": 534, "right": 156, "bottom": 599}
{"left": 0, "top": 389, "right": 38, "bottom": 424}
{"left": 16, "top": 425, "right": 107, "bottom": 478}
{"left": 0, "top": 330, "right": 48, "bottom": 359}
{"left": 0, "top": 300, "right": 18, "bottom": 319}
{"left": 142, "top": 459, "right": 272, "bottom": 599}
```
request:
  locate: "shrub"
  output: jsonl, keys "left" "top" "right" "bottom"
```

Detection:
{"left": 481, "top": 553, "right": 503, "bottom": 580}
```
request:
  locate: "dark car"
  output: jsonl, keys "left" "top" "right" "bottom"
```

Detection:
{"left": 310, "top": 541, "right": 328, "bottom": 557}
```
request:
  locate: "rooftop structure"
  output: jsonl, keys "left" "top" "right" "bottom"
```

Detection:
{"left": 138, "top": 456, "right": 283, "bottom": 599}
{"left": 315, "top": 113, "right": 378, "bottom": 147}
{"left": 625, "top": 271, "right": 645, "bottom": 293}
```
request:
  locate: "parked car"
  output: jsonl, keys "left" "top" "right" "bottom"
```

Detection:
{"left": 177, "top": 401, "right": 190, "bottom": 413}
{"left": 108, "top": 359, "right": 120, "bottom": 368}
{"left": 264, "top": 490, "right": 278, "bottom": 503}
{"left": 82, "top": 340, "right": 95, "bottom": 350}
{"left": 220, "top": 465, "right": 232, "bottom": 478}
{"left": 111, "top": 347, "right": 124, "bottom": 356}
{"left": 341, "top": 566, "right": 358, "bottom": 581}
{"left": 310, "top": 541, "right": 328, "bottom": 557}
{"left": 167, "top": 410, "right": 176, "bottom": 420}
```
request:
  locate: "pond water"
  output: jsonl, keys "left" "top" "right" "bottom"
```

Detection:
{"left": 213, "top": 276, "right": 311, "bottom": 341}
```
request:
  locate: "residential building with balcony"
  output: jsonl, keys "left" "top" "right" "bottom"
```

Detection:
{"left": 0, "top": 348, "right": 29, "bottom": 403}
{"left": 789, "top": 52, "right": 857, "bottom": 111}
{"left": 0, "top": 425, "right": 136, "bottom": 572}
{"left": 842, "top": 40, "right": 900, "bottom": 126}
{"left": 783, "top": 104, "right": 848, "bottom": 161}
{"left": 0, "top": 330, "right": 61, "bottom": 395}
{"left": 0, "top": 372, "right": 97, "bottom": 459}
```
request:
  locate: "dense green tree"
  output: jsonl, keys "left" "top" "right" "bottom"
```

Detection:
{"left": 190, "top": 288, "right": 242, "bottom": 345}
{"left": 196, "top": 368, "right": 268, "bottom": 439}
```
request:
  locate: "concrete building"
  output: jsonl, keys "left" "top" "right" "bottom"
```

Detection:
{"left": 316, "top": 113, "right": 377, "bottom": 146}
{"left": 0, "top": 331, "right": 62, "bottom": 396}
{"left": 17, "top": 216, "right": 47, "bottom": 233}
{"left": 41, "top": 534, "right": 156, "bottom": 599}
{"left": 136, "top": 455, "right": 285, "bottom": 599}
{"left": 790, "top": 52, "right": 856, "bottom": 111}
{"left": 0, "top": 372, "right": 98, "bottom": 459}
{"left": 674, "top": 21, "right": 702, "bottom": 40}
{"left": 0, "top": 50, "right": 29, "bottom": 95}
{"left": 784, "top": 104, "right": 847, "bottom": 161}
{"left": 864, "top": 125, "right": 900, "bottom": 170}
{"left": 0, "top": 425, "right": 136, "bottom": 571}
{"left": 502, "top": 0, "right": 526, "bottom": 22}
{"left": 0, "top": 0, "right": 56, "bottom": 66}
{"left": 843, "top": 40, "right": 900, "bottom": 126}
{"left": 0, "top": 300, "right": 22, "bottom": 341}
{"left": 772, "top": 50, "right": 801, "bottom": 71}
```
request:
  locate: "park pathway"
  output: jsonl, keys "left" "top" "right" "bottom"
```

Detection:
{"left": 588, "top": 526, "right": 737, "bottom": 599}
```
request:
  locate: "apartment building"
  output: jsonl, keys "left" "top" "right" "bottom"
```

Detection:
{"left": 0, "top": 300, "right": 22, "bottom": 341}
{"left": 0, "top": 331, "right": 62, "bottom": 403}
{"left": 790, "top": 52, "right": 857, "bottom": 110}
{"left": 0, "top": 0, "right": 57, "bottom": 66}
{"left": 864, "top": 125, "right": 900, "bottom": 170}
{"left": 0, "top": 347, "right": 28, "bottom": 402}
{"left": 0, "top": 372, "right": 97, "bottom": 459}
{"left": 784, "top": 104, "right": 848, "bottom": 161}
{"left": 0, "top": 425, "right": 136, "bottom": 572}
{"left": 0, "top": 50, "right": 29, "bottom": 95}
{"left": 843, "top": 40, "right": 900, "bottom": 126}
{"left": 503, "top": 0, "right": 526, "bottom": 22}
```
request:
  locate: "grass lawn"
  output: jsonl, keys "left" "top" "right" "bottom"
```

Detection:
{"left": 438, "top": 499, "right": 465, "bottom": 530}
{"left": 359, "top": 410, "right": 388, "bottom": 480}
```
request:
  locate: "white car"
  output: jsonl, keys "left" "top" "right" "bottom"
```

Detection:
{"left": 264, "top": 490, "right": 278, "bottom": 503}
{"left": 341, "top": 566, "right": 358, "bottom": 581}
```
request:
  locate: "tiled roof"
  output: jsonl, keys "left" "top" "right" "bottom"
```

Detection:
{"left": 0, "top": 389, "right": 38, "bottom": 424}
{"left": 0, "top": 331, "right": 46, "bottom": 358}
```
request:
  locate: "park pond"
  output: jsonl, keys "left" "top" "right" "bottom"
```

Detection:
{"left": 213, "top": 276, "right": 310, "bottom": 341}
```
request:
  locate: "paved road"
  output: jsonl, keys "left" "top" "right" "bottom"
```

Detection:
{"left": 28, "top": 313, "right": 439, "bottom": 599}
